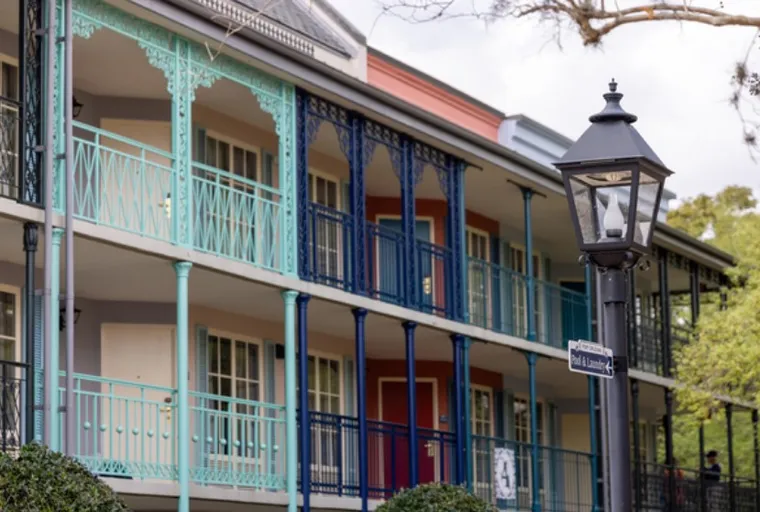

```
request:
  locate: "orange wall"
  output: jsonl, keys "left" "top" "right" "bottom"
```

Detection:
{"left": 366, "top": 360, "right": 502, "bottom": 430}
{"left": 366, "top": 196, "right": 500, "bottom": 244}
{"left": 367, "top": 54, "right": 502, "bottom": 142}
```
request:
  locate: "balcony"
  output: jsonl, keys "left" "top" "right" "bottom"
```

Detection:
{"left": 57, "top": 373, "right": 286, "bottom": 490}
{"left": 301, "top": 412, "right": 595, "bottom": 511}
{"left": 70, "top": 122, "right": 285, "bottom": 272}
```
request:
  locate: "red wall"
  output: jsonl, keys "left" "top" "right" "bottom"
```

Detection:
{"left": 366, "top": 196, "right": 500, "bottom": 243}
{"left": 366, "top": 360, "right": 502, "bottom": 429}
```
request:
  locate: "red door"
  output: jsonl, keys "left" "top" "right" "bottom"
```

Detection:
{"left": 381, "top": 381, "right": 436, "bottom": 492}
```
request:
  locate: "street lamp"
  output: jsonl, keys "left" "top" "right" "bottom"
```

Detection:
{"left": 554, "top": 79, "right": 673, "bottom": 512}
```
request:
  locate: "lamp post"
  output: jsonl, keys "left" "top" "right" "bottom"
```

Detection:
{"left": 554, "top": 80, "right": 673, "bottom": 512}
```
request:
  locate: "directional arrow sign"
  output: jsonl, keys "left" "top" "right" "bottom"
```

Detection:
{"left": 568, "top": 340, "right": 614, "bottom": 379}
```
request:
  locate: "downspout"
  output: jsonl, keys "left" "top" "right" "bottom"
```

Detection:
{"left": 64, "top": 0, "right": 75, "bottom": 455}
{"left": 43, "top": 0, "right": 56, "bottom": 447}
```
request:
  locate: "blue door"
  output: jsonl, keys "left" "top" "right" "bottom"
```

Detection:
{"left": 560, "top": 281, "right": 589, "bottom": 348}
{"left": 377, "top": 219, "right": 431, "bottom": 306}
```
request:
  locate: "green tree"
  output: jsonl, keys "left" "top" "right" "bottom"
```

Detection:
{"left": 665, "top": 186, "right": 760, "bottom": 477}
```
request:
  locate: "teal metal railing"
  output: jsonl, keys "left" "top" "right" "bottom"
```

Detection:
{"left": 58, "top": 373, "right": 178, "bottom": 480}
{"left": 189, "top": 391, "right": 286, "bottom": 490}
{"left": 467, "top": 257, "right": 591, "bottom": 348}
{"left": 56, "top": 374, "right": 287, "bottom": 490}
{"left": 70, "top": 123, "right": 285, "bottom": 272}
{"left": 72, "top": 122, "right": 175, "bottom": 241}
{"left": 191, "top": 162, "right": 281, "bottom": 271}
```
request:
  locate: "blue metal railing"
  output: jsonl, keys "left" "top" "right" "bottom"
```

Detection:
{"left": 472, "top": 435, "right": 594, "bottom": 512}
{"left": 416, "top": 239, "right": 452, "bottom": 317}
{"left": 367, "top": 221, "right": 405, "bottom": 305}
{"left": 537, "top": 280, "right": 590, "bottom": 349}
{"left": 305, "top": 202, "right": 352, "bottom": 291}
{"left": 466, "top": 256, "right": 529, "bottom": 338}
{"left": 303, "top": 412, "right": 456, "bottom": 499}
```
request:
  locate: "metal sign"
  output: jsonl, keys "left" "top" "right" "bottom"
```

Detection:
{"left": 568, "top": 339, "right": 614, "bottom": 379}
{"left": 493, "top": 447, "right": 516, "bottom": 500}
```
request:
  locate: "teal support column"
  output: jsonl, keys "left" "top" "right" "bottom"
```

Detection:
{"left": 463, "top": 337, "right": 473, "bottom": 490}
{"left": 174, "top": 261, "right": 192, "bottom": 512}
{"left": 279, "top": 86, "right": 298, "bottom": 277}
{"left": 522, "top": 188, "right": 536, "bottom": 342}
{"left": 282, "top": 290, "right": 298, "bottom": 512}
{"left": 47, "top": 227, "right": 64, "bottom": 450}
{"left": 526, "top": 352, "right": 540, "bottom": 512}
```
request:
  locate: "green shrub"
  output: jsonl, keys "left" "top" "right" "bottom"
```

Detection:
{"left": 0, "top": 443, "right": 130, "bottom": 512}
{"left": 376, "top": 483, "right": 497, "bottom": 512}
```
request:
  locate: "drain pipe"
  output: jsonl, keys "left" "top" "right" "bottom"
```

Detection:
{"left": 43, "top": 0, "right": 57, "bottom": 447}
{"left": 64, "top": 0, "right": 75, "bottom": 456}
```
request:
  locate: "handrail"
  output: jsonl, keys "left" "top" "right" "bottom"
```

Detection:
{"left": 73, "top": 120, "right": 174, "bottom": 160}
{"left": 192, "top": 160, "right": 280, "bottom": 198}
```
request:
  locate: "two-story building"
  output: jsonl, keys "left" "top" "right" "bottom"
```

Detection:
{"left": 0, "top": 0, "right": 757, "bottom": 510}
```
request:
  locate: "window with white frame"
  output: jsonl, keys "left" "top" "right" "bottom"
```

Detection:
{"left": 207, "top": 333, "right": 261, "bottom": 457}
{"left": 299, "top": 354, "right": 342, "bottom": 471}
{"left": 308, "top": 172, "right": 343, "bottom": 283}
{"left": 466, "top": 229, "right": 490, "bottom": 327}
{"left": 471, "top": 387, "right": 493, "bottom": 491}
{"left": 0, "top": 291, "right": 17, "bottom": 362}
{"left": 0, "top": 59, "right": 19, "bottom": 199}
{"left": 510, "top": 247, "right": 543, "bottom": 339}
{"left": 514, "top": 397, "right": 544, "bottom": 493}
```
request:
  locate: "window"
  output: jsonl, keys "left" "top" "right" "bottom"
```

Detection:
{"left": 467, "top": 229, "right": 490, "bottom": 327}
{"left": 0, "top": 289, "right": 20, "bottom": 449}
{"left": 510, "top": 247, "right": 543, "bottom": 339}
{"left": 471, "top": 387, "right": 493, "bottom": 492}
{"left": 207, "top": 333, "right": 261, "bottom": 457}
{"left": 514, "top": 397, "right": 544, "bottom": 493}
{"left": 298, "top": 354, "right": 342, "bottom": 472}
{"left": 0, "top": 60, "right": 19, "bottom": 199}
{"left": 308, "top": 172, "right": 343, "bottom": 283}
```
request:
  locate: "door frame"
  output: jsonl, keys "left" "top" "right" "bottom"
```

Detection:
{"left": 377, "top": 377, "right": 440, "bottom": 488}
{"left": 470, "top": 384, "right": 495, "bottom": 495}
{"left": 466, "top": 227, "right": 492, "bottom": 327}
{"left": 0, "top": 284, "right": 22, "bottom": 364}
{"left": 373, "top": 215, "right": 436, "bottom": 302}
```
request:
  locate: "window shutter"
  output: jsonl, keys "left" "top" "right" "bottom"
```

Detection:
{"left": 501, "top": 241, "right": 513, "bottom": 335}
{"left": 194, "top": 325, "right": 208, "bottom": 473}
{"left": 33, "top": 294, "right": 43, "bottom": 442}
{"left": 504, "top": 390, "right": 515, "bottom": 441}
{"left": 264, "top": 340, "right": 277, "bottom": 477}
{"left": 343, "top": 356, "right": 357, "bottom": 489}
{"left": 544, "top": 257, "right": 553, "bottom": 346}
{"left": 341, "top": 180, "right": 350, "bottom": 213}
{"left": 194, "top": 126, "right": 206, "bottom": 163}
{"left": 548, "top": 402, "right": 562, "bottom": 508}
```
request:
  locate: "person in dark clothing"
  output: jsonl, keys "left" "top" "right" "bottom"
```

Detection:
{"left": 704, "top": 450, "right": 723, "bottom": 511}
{"left": 704, "top": 450, "right": 722, "bottom": 481}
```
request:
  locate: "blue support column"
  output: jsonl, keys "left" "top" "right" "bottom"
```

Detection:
{"left": 353, "top": 308, "right": 369, "bottom": 511}
{"left": 463, "top": 337, "right": 472, "bottom": 490}
{"left": 174, "top": 261, "right": 192, "bottom": 512}
{"left": 47, "top": 227, "right": 63, "bottom": 451}
{"left": 282, "top": 290, "right": 298, "bottom": 512}
{"left": 295, "top": 90, "right": 310, "bottom": 281}
{"left": 401, "top": 137, "right": 417, "bottom": 308}
{"left": 350, "top": 116, "right": 367, "bottom": 294}
{"left": 522, "top": 188, "right": 536, "bottom": 342}
{"left": 589, "top": 376, "right": 600, "bottom": 511}
{"left": 404, "top": 321, "right": 418, "bottom": 487}
{"left": 447, "top": 159, "right": 467, "bottom": 321}
{"left": 526, "top": 352, "right": 540, "bottom": 512}
{"left": 297, "top": 293, "right": 311, "bottom": 511}
{"left": 451, "top": 334, "right": 465, "bottom": 485}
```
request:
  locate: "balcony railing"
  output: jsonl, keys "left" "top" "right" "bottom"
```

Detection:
{"left": 0, "top": 360, "right": 26, "bottom": 454}
{"left": 366, "top": 220, "right": 405, "bottom": 305}
{"left": 57, "top": 373, "right": 286, "bottom": 490}
{"left": 303, "top": 412, "right": 456, "bottom": 499}
{"left": 0, "top": 96, "right": 20, "bottom": 201}
{"left": 472, "top": 435, "right": 594, "bottom": 512}
{"left": 635, "top": 462, "right": 759, "bottom": 511}
{"left": 305, "top": 202, "right": 352, "bottom": 291}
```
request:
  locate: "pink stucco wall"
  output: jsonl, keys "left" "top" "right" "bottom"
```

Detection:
{"left": 367, "top": 53, "right": 502, "bottom": 141}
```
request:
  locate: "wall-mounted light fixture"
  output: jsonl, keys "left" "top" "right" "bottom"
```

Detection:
{"left": 59, "top": 306, "right": 81, "bottom": 331}
{"left": 72, "top": 96, "right": 83, "bottom": 119}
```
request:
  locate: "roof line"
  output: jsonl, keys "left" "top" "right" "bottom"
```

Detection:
{"left": 309, "top": 0, "right": 367, "bottom": 44}
{"left": 136, "top": 0, "right": 732, "bottom": 269}
{"left": 368, "top": 46, "right": 505, "bottom": 119}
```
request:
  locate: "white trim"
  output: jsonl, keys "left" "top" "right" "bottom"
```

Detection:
{"left": 0, "top": 284, "right": 23, "bottom": 364}
{"left": 206, "top": 328, "right": 265, "bottom": 402}
{"left": 204, "top": 129, "right": 263, "bottom": 164}
{"left": 308, "top": 167, "right": 343, "bottom": 211}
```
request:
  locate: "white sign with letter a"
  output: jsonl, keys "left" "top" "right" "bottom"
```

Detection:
{"left": 493, "top": 447, "right": 516, "bottom": 500}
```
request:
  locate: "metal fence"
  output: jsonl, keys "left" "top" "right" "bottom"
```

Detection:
{"left": 305, "top": 202, "right": 353, "bottom": 290}
{"left": 0, "top": 360, "right": 25, "bottom": 454}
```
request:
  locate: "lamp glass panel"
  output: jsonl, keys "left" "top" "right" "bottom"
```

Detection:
{"left": 570, "top": 172, "right": 633, "bottom": 245}
{"left": 633, "top": 170, "right": 662, "bottom": 248}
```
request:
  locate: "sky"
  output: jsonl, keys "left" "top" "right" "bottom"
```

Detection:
{"left": 324, "top": 0, "right": 760, "bottom": 203}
